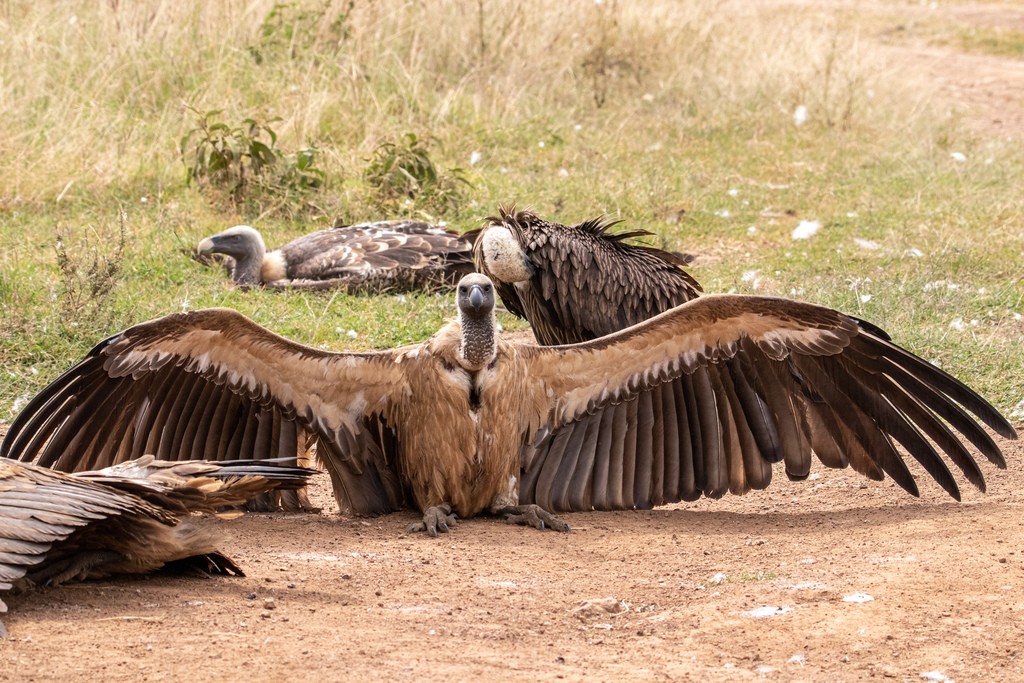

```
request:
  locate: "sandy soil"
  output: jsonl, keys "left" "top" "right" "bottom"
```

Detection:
{"left": 3, "top": 3, "right": 1023, "bottom": 682}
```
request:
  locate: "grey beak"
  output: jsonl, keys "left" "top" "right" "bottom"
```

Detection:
{"left": 469, "top": 285, "right": 485, "bottom": 310}
{"left": 197, "top": 236, "right": 216, "bottom": 255}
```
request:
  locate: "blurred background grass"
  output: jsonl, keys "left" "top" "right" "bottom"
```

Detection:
{"left": 0, "top": 0, "right": 1021, "bottom": 419}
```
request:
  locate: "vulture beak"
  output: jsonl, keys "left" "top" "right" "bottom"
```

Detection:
{"left": 197, "top": 236, "right": 216, "bottom": 255}
{"left": 469, "top": 284, "right": 486, "bottom": 311}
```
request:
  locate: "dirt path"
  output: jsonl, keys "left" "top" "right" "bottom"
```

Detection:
{"left": 3, "top": 3, "right": 1024, "bottom": 682}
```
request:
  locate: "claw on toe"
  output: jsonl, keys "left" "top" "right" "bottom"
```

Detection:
{"left": 408, "top": 504, "right": 458, "bottom": 537}
{"left": 501, "top": 504, "right": 570, "bottom": 533}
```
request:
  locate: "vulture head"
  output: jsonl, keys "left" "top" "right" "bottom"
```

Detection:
{"left": 197, "top": 225, "right": 275, "bottom": 286}
{"left": 477, "top": 221, "right": 534, "bottom": 284}
{"left": 455, "top": 273, "right": 497, "bottom": 371}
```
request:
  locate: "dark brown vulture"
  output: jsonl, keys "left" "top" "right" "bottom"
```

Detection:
{"left": 197, "top": 220, "right": 476, "bottom": 291}
{"left": 0, "top": 456, "right": 317, "bottom": 637}
{"left": 0, "top": 272, "right": 1016, "bottom": 538}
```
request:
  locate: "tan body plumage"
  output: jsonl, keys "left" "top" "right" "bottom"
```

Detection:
{"left": 1, "top": 271, "right": 1016, "bottom": 537}
{"left": 0, "top": 456, "right": 317, "bottom": 637}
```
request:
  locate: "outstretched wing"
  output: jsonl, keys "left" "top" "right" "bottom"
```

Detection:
{"left": 518, "top": 294, "right": 1016, "bottom": 511}
{"left": 281, "top": 220, "right": 476, "bottom": 290}
{"left": 0, "top": 308, "right": 414, "bottom": 515}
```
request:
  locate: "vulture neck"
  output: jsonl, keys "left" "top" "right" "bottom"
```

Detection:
{"left": 230, "top": 242, "right": 267, "bottom": 286}
{"left": 457, "top": 307, "right": 497, "bottom": 372}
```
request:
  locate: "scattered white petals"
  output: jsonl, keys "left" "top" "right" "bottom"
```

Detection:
{"left": 1014, "top": 313, "right": 1022, "bottom": 321}
{"left": 727, "top": 188, "right": 739, "bottom": 197}
{"left": 787, "top": 654, "right": 806, "bottom": 665}
{"left": 394, "top": 294, "right": 407, "bottom": 303}
{"left": 906, "top": 248, "right": 924, "bottom": 257}
{"left": 853, "top": 237, "right": 881, "bottom": 250}
{"left": 559, "top": 168, "right": 569, "bottom": 177}
{"left": 714, "top": 209, "right": 731, "bottom": 218}
{"left": 950, "top": 152, "right": 967, "bottom": 162}
{"left": 791, "top": 220, "right": 821, "bottom": 240}
{"left": 846, "top": 211, "right": 858, "bottom": 218}
{"left": 746, "top": 606, "right": 793, "bottom": 619}
{"left": 921, "top": 671, "right": 954, "bottom": 683}
{"left": 843, "top": 593, "right": 874, "bottom": 603}
{"left": 642, "top": 93, "right": 654, "bottom": 102}
{"left": 538, "top": 140, "right": 545, "bottom": 148}
{"left": 949, "top": 318, "right": 966, "bottom": 331}
{"left": 646, "top": 142, "right": 663, "bottom": 153}
{"left": 977, "top": 287, "right": 988, "bottom": 294}
{"left": 347, "top": 329, "right": 358, "bottom": 338}
{"left": 69, "top": 15, "right": 77, "bottom": 25}
{"left": 468, "top": 151, "right": 482, "bottom": 166}
{"left": 793, "top": 105, "right": 808, "bottom": 126}
{"left": 924, "top": 280, "right": 960, "bottom": 291}
{"left": 709, "top": 572, "right": 728, "bottom": 586}
{"left": 140, "top": 196, "right": 148, "bottom": 204}
{"left": 574, "top": 123, "right": 583, "bottom": 131}
{"left": 859, "top": 294, "right": 872, "bottom": 303}
{"left": 747, "top": 225, "right": 758, "bottom": 235}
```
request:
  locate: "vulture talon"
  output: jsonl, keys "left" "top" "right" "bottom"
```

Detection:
{"left": 499, "top": 504, "right": 571, "bottom": 533}
{"left": 408, "top": 504, "right": 458, "bottom": 537}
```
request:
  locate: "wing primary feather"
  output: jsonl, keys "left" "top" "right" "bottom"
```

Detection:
{"left": 586, "top": 405, "right": 618, "bottom": 511}
{"left": 692, "top": 368, "right": 726, "bottom": 498}
{"left": 632, "top": 392, "right": 656, "bottom": 509}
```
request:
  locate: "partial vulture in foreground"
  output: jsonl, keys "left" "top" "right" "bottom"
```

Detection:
{"left": 474, "top": 206, "right": 1017, "bottom": 508}
{"left": 0, "top": 456, "right": 317, "bottom": 637}
{"left": 1, "top": 271, "right": 1016, "bottom": 539}
{"left": 196, "top": 219, "right": 477, "bottom": 291}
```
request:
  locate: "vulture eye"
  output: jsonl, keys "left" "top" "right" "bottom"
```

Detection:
{"left": 459, "top": 286, "right": 467, "bottom": 293}
{"left": 484, "top": 285, "right": 492, "bottom": 292}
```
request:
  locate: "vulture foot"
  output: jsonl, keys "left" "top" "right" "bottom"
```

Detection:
{"left": 26, "top": 550, "right": 122, "bottom": 587}
{"left": 498, "top": 504, "right": 571, "bottom": 533}
{"left": 408, "top": 504, "right": 458, "bottom": 537}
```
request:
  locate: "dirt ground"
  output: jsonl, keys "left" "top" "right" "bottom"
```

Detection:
{"left": 3, "top": 2, "right": 1024, "bottom": 682}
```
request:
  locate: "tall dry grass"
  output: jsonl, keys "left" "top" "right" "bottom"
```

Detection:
{"left": 0, "top": 0, "right": 917, "bottom": 202}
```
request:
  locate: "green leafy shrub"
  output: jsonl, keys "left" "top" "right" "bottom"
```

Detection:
{"left": 179, "top": 107, "right": 326, "bottom": 217}
{"left": 363, "top": 133, "right": 469, "bottom": 216}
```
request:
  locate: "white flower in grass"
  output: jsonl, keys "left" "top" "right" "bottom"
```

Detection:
{"left": 559, "top": 168, "right": 569, "bottom": 177}
{"left": 949, "top": 318, "right": 966, "bottom": 331}
{"left": 859, "top": 294, "right": 872, "bottom": 303}
{"left": 714, "top": 209, "right": 731, "bottom": 218}
{"left": 793, "top": 105, "right": 808, "bottom": 126}
{"left": 950, "top": 152, "right": 967, "bottom": 162}
{"left": 727, "top": 188, "right": 739, "bottom": 197}
{"left": 347, "top": 329, "right": 358, "bottom": 339}
{"left": 853, "top": 237, "right": 881, "bottom": 250}
{"left": 791, "top": 220, "right": 821, "bottom": 240}
{"left": 905, "top": 248, "right": 924, "bottom": 257}
{"left": 468, "top": 151, "right": 482, "bottom": 166}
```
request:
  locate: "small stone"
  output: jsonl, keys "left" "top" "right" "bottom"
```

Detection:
{"left": 263, "top": 598, "right": 276, "bottom": 610}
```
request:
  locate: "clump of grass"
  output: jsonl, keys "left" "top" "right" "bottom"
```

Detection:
{"left": 54, "top": 213, "right": 127, "bottom": 331}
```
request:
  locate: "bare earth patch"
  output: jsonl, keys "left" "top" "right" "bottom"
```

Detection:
{"left": 3, "top": 3, "right": 1024, "bottom": 682}
{"left": 2, "top": 435, "right": 1022, "bottom": 682}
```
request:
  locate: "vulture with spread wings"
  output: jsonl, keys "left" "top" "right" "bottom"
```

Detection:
{"left": 0, "top": 456, "right": 317, "bottom": 637}
{"left": 0, "top": 266, "right": 1015, "bottom": 536}
{"left": 197, "top": 219, "right": 476, "bottom": 291}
